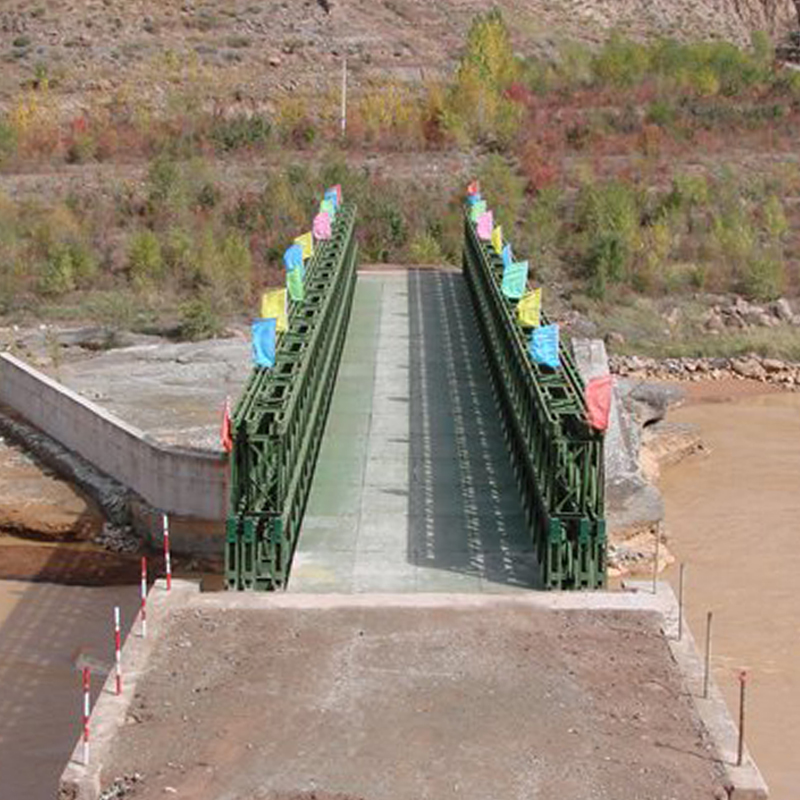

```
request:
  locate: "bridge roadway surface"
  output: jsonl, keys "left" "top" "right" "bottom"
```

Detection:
{"left": 289, "top": 267, "right": 540, "bottom": 592}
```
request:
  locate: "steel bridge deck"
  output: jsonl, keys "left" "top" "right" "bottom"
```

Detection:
{"left": 289, "top": 268, "right": 540, "bottom": 592}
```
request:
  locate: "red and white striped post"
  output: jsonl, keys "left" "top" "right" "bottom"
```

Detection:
{"left": 113, "top": 606, "right": 122, "bottom": 695}
{"left": 81, "top": 666, "right": 90, "bottom": 765}
{"left": 162, "top": 513, "right": 172, "bottom": 591}
{"left": 140, "top": 556, "right": 147, "bottom": 638}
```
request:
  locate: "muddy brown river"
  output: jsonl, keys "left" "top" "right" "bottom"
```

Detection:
{"left": 662, "top": 391, "right": 800, "bottom": 800}
{"left": 0, "top": 580, "right": 139, "bottom": 799}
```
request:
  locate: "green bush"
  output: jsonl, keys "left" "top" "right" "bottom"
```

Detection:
{"left": 179, "top": 292, "right": 226, "bottom": 340}
{"left": 740, "top": 255, "right": 785, "bottom": 301}
{"left": 408, "top": 232, "right": 443, "bottom": 264}
{"left": 128, "top": 229, "right": 164, "bottom": 286}
{"left": 592, "top": 34, "right": 650, "bottom": 88}
{"left": 209, "top": 114, "right": 271, "bottom": 153}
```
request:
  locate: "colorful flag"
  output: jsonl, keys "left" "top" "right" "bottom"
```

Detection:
{"left": 330, "top": 184, "right": 342, "bottom": 204}
{"left": 517, "top": 288, "right": 542, "bottom": 328}
{"left": 252, "top": 318, "right": 277, "bottom": 368}
{"left": 501, "top": 259, "right": 528, "bottom": 300}
{"left": 220, "top": 396, "right": 233, "bottom": 453}
{"left": 283, "top": 243, "right": 303, "bottom": 272}
{"left": 294, "top": 232, "right": 314, "bottom": 261}
{"left": 466, "top": 192, "right": 483, "bottom": 206}
{"left": 491, "top": 225, "right": 503, "bottom": 255}
{"left": 320, "top": 198, "right": 336, "bottom": 219}
{"left": 467, "top": 179, "right": 480, "bottom": 195}
{"left": 501, "top": 243, "right": 513, "bottom": 271}
{"left": 324, "top": 188, "right": 339, "bottom": 209}
{"left": 586, "top": 375, "right": 613, "bottom": 431}
{"left": 313, "top": 211, "right": 332, "bottom": 240}
{"left": 529, "top": 323, "right": 560, "bottom": 370}
{"left": 476, "top": 211, "right": 493, "bottom": 240}
{"left": 287, "top": 266, "right": 305, "bottom": 302}
{"left": 260, "top": 288, "right": 287, "bottom": 333}
{"left": 469, "top": 200, "right": 487, "bottom": 222}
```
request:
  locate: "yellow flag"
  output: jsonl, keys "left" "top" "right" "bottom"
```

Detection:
{"left": 294, "top": 232, "right": 314, "bottom": 261}
{"left": 491, "top": 225, "right": 503, "bottom": 255}
{"left": 260, "top": 288, "right": 288, "bottom": 333}
{"left": 517, "top": 288, "right": 542, "bottom": 328}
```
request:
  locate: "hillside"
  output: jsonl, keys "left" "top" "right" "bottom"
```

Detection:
{"left": 0, "top": 0, "right": 798, "bottom": 112}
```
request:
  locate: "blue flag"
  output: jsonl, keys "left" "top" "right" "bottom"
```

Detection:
{"left": 529, "top": 323, "right": 560, "bottom": 370}
{"left": 501, "top": 243, "right": 513, "bottom": 270}
{"left": 252, "top": 318, "right": 277, "bottom": 368}
{"left": 324, "top": 189, "right": 339, "bottom": 209}
{"left": 501, "top": 259, "right": 528, "bottom": 300}
{"left": 283, "top": 243, "right": 303, "bottom": 272}
{"left": 466, "top": 192, "right": 483, "bottom": 206}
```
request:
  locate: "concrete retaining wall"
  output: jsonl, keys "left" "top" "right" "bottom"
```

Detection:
{"left": 0, "top": 353, "right": 227, "bottom": 526}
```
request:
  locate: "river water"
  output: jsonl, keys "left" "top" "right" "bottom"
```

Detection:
{"left": 0, "top": 579, "right": 139, "bottom": 799}
{"left": 661, "top": 391, "right": 800, "bottom": 800}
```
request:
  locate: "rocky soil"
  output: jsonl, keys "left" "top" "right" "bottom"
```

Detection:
{"left": 0, "top": 0, "right": 797, "bottom": 112}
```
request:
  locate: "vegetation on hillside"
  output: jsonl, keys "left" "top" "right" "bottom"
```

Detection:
{"left": 0, "top": 11, "right": 798, "bottom": 350}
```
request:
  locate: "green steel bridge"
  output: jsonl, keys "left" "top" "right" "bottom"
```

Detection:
{"left": 225, "top": 202, "right": 605, "bottom": 592}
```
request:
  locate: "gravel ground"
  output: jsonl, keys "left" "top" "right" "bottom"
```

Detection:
{"left": 103, "top": 604, "right": 726, "bottom": 800}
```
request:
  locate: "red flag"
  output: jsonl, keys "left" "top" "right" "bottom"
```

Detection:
{"left": 467, "top": 179, "right": 480, "bottom": 195}
{"left": 586, "top": 375, "right": 613, "bottom": 432}
{"left": 221, "top": 396, "right": 233, "bottom": 453}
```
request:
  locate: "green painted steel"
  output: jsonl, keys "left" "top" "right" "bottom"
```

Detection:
{"left": 225, "top": 203, "right": 359, "bottom": 590}
{"left": 462, "top": 211, "right": 606, "bottom": 589}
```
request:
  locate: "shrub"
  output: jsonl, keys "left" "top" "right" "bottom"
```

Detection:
{"left": 128, "top": 229, "right": 164, "bottom": 286}
{"left": 408, "top": 232, "right": 443, "bottom": 264}
{"left": 209, "top": 114, "right": 271, "bottom": 153}
{"left": 179, "top": 291, "right": 226, "bottom": 340}
{"left": 592, "top": 33, "right": 650, "bottom": 88}
{"left": 476, "top": 154, "right": 526, "bottom": 230}
{"left": 740, "top": 255, "right": 785, "bottom": 301}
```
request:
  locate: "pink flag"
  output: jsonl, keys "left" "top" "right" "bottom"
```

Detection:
{"left": 313, "top": 211, "right": 332, "bottom": 240}
{"left": 221, "top": 396, "right": 233, "bottom": 452}
{"left": 476, "top": 211, "right": 493, "bottom": 240}
{"left": 586, "top": 375, "right": 613, "bottom": 432}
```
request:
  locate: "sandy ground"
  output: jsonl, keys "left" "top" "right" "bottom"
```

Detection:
{"left": 101, "top": 603, "right": 726, "bottom": 800}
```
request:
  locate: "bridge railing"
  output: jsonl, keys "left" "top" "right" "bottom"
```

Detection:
{"left": 462, "top": 208, "right": 606, "bottom": 589}
{"left": 225, "top": 202, "right": 358, "bottom": 590}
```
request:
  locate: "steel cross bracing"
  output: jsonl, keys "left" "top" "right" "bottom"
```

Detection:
{"left": 462, "top": 212, "right": 606, "bottom": 589}
{"left": 225, "top": 203, "right": 358, "bottom": 590}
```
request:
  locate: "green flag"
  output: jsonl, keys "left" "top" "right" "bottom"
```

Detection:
{"left": 287, "top": 266, "right": 305, "bottom": 302}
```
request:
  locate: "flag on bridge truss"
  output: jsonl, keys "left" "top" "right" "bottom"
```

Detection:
{"left": 476, "top": 211, "right": 493, "bottom": 240}
{"left": 294, "top": 232, "right": 314, "bottom": 261}
{"left": 467, "top": 179, "right": 480, "bottom": 195}
{"left": 320, "top": 198, "right": 336, "bottom": 220}
{"left": 286, "top": 265, "right": 305, "bottom": 302}
{"left": 466, "top": 192, "right": 482, "bottom": 206}
{"left": 491, "top": 225, "right": 503, "bottom": 255}
{"left": 330, "top": 184, "right": 342, "bottom": 204}
{"left": 501, "top": 259, "right": 528, "bottom": 300}
{"left": 220, "top": 396, "right": 233, "bottom": 453}
{"left": 517, "top": 288, "right": 542, "bottom": 328}
{"left": 529, "top": 323, "right": 560, "bottom": 370}
{"left": 260, "top": 288, "right": 288, "bottom": 333}
{"left": 313, "top": 211, "right": 332, "bottom": 241}
{"left": 283, "top": 243, "right": 304, "bottom": 272}
{"left": 324, "top": 188, "right": 339, "bottom": 209}
{"left": 252, "top": 318, "right": 277, "bottom": 368}
{"left": 470, "top": 200, "right": 488, "bottom": 222}
{"left": 501, "top": 243, "right": 513, "bottom": 271}
{"left": 586, "top": 375, "right": 613, "bottom": 431}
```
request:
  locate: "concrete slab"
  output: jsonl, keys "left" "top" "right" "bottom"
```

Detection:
{"left": 65, "top": 583, "right": 774, "bottom": 800}
{"left": 291, "top": 270, "right": 538, "bottom": 593}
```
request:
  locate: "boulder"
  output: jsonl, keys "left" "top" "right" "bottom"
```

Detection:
{"left": 731, "top": 357, "right": 766, "bottom": 380}
{"left": 772, "top": 297, "right": 794, "bottom": 322}
{"left": 762, "top": 358, "right": 786, "bottom": 373}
